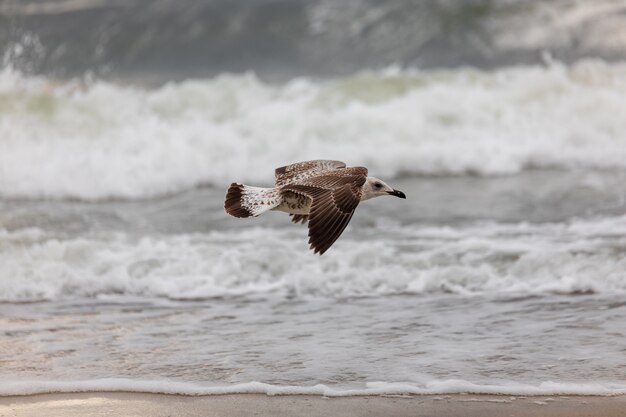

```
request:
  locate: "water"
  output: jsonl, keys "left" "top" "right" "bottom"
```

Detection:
{"left": 3, "top": 0, "right": 626, "bottom": 79}
{"left": 1, "top": 172, "right": 626, "bottom": 395}
{"left": 1, "top": 0, "right": 626, "bottom": 398}
{"left": 1, "top": 295, "right": 625, "bottom": 396}
{"left": 2, "top": 62, "right": 626, "bottom": 200}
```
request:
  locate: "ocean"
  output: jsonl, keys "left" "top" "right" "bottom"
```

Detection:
{"left": 1, "top": 0, "right": 626, "bottom": 398}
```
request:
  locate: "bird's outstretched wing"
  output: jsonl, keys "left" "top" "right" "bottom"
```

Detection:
{"left": 280, "top": 167, "right": 367, "bottom": 254}
{"left": 275, "top": 160, "right": 346, "bottom": 187}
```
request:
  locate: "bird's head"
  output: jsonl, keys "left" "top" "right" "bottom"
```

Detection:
{"left": 361, "top": 177, "right": 406, "bottom": 201}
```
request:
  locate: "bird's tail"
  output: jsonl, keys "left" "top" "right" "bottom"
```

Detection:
{"left": 224, "top": 183, "right": 282, "bottom": 218}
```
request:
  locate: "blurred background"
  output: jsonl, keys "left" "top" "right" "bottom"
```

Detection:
{"left": 3, "top": 0, "right": 626, "bottom": 81}
{"left": 1, "top": 0, "right": 626, "bottom": 397}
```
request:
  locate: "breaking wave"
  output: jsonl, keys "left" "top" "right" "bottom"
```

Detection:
{"left": 2, "top": 215, "right": 625, "bottom": 302}
{"left": 1, "top": 60, "right": 626, "bottom": 200}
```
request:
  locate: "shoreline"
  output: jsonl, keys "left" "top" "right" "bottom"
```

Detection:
{"left": 1, "top": 393, "right": 625, "bottom": 417}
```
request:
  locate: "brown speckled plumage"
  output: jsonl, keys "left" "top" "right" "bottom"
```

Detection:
{"left": 225, "top": 160, "right": 404, "bottom": 255}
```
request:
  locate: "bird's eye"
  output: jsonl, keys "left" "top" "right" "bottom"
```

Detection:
{"left": 375, "top": 183, "right": 382, "bottom": 188}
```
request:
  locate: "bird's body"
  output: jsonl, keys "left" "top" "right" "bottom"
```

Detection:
{"left": 224, "top": 160, "right": 405, "bottom": 254}
{"left": 275, "top": 191, "right": 311, "bottom": 215}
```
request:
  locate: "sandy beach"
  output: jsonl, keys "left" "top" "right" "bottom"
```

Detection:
{"left": 1, "top": 393, "right": 625, "bottom": 417}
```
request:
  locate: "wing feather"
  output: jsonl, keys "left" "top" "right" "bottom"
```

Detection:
{"left": 308, "top": 207, "right": 355, "bottom": 254}
{"left": 281, "top": 172, "right": 365, "bottom": 254}
{"left": 275, "top": 160, "right": 346, "bottom": 187}
{"left": 290, "top": 214, "right": 309, "bottom": 224}
{"left": 283, "top": 176, "right": 365, "bottom": 255}
{"left": 296, "top": 167, "right": 368, "bottom": 189}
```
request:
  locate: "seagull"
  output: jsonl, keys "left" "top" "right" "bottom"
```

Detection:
{"left": 224, "top": 160, "right": 406, "bottom": 255}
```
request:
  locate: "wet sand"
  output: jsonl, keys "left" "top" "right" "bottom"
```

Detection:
{"left": 1, "top": 393, "right": 625, "bottom": 417}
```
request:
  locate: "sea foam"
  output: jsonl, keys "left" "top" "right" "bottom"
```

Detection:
{"left": 2, "top": 215, "right": 625, "bottom": 302}
{"left": 1, "top": 378, "right": 625, "bottom": 397}
{"left": 1, "top": 60, "right": 626, "bottom": 199}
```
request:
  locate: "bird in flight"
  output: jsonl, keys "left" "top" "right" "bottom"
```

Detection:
{"left": 224, "top": 160, "right": 406, "bottom": 255}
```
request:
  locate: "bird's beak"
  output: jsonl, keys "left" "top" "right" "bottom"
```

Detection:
{"left": 388, "top": 189, "right": 406, "bottom": 199}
